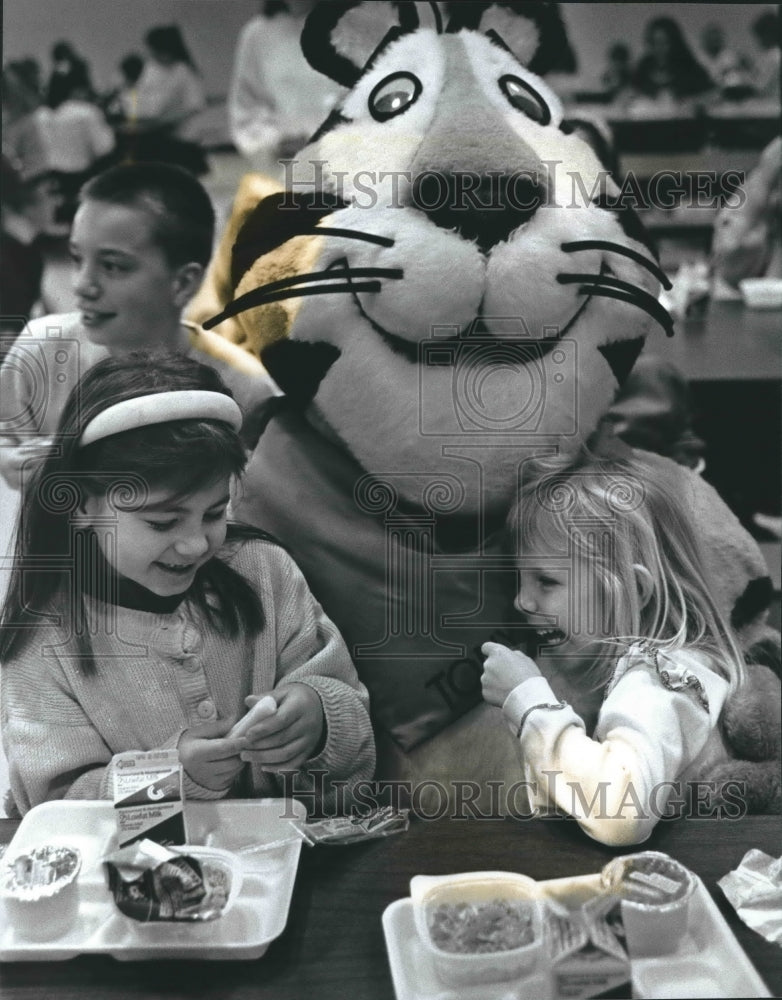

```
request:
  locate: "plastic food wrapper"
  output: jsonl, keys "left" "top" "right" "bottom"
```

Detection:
{"left": 103, "top": 839, "right": 238, "bottom": 923}
{"left": 292, "top": 806, "right": 410, "bottom": 846}
{"left": 545, "top": 892, "right": 631, "bottom": 1000}
{"left": 718, "top": 849, "right": 782, "bottom": 946}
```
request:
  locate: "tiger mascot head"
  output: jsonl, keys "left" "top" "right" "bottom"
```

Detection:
{"left": 204, "top": 0, "right": 674, "bottom": 510}
{"left": 194, "top": 1, "right": 779, "bottom": 815}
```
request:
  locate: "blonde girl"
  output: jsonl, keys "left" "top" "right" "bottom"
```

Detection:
{"left": 1, "top": 352, "right": 374, "bottom": 815}
{"left": 481, "top": 448, "right": 747, "bottom": 845}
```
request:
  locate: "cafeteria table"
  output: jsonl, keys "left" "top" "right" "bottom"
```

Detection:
{"left": 1, "top": 811, "right": 780, "bottom": 1000}
{"left": 661, "top": 298, "right": 781, "bottom": 383}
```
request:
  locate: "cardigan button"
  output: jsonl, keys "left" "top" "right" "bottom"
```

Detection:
{"left": 196, "top": 699, "right": 216, "bottom": 720}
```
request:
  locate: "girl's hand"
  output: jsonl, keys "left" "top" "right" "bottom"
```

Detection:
{"left": 178, "top": 718, "right": 247, "bottom": 791}
{"left": 239, "top": 683, "right": 325, "bottom": 771}
{"left": 481, "top": 641, "right": 542, "bottom": 707}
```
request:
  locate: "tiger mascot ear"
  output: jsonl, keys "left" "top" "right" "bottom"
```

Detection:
{"left": 299, "top": 1, "right": 576, "bottom": 83}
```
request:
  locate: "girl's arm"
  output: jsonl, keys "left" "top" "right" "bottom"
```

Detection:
{"left": 244, "top": 546, "right": 376, "bottom": 811}
{"left": 495, "top": 644, "right": 729, "bottom": 845}
{"left": 2, "top": 647, "right": 121, "bottom": 813}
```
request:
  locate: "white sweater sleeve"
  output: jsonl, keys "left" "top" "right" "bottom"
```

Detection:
{"left": 501, "top": 646, "right": 729, "bottom": 846}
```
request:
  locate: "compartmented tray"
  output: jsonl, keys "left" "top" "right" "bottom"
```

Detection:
{"left": 382, "top": 872, "right": 771, "bottom": 1000}
{"left": 0, "top": 798, "right": 306, "bottom": 961}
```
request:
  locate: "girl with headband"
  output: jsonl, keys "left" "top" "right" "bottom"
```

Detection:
{"left": 0, "top": 352, "right": 375, "bottom": 815}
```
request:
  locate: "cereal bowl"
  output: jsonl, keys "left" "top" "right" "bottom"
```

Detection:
{"left": 409, "top": 871, "right": 545, "bottom": 987}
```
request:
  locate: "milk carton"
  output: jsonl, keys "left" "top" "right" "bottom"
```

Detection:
{"left": 112, "top": 749, "right": 186, "bottom": 848}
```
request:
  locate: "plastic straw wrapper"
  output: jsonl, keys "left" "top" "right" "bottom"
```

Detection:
{"left": 291, "top": 806, "right": 410, "bottom": 846}
{"left": 718, "top": 849, "right": 782, "bottom": 946}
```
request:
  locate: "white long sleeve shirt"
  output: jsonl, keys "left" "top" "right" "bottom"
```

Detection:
{"left": 501, "top": 643, "right": 730, "bottom": 845}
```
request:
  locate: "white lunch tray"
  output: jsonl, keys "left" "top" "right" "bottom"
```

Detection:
{"left": 382, "top": 872, "right": 772, "bottom": 1000}
{"left": 0, "top": 798, "right": 306, "bottom": 961}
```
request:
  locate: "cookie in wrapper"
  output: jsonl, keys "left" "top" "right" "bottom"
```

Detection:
{"left": 103, "top": 839, "right": 235, "bottom": 922}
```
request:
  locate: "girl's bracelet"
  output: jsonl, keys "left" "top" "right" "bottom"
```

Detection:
{"left": 516, "top": 700, "right": 568, "bottom": 739}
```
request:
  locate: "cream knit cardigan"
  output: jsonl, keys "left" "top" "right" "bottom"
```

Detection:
{"left": 2, "top": 538, "right": 375, "bottom": 815}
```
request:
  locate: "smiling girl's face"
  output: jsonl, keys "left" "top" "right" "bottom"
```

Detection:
{"left": 514, "top": 528, "right": 608, "bottom": 665}
{"left": 84, "top": 476, "right": 231, "bottom": 596}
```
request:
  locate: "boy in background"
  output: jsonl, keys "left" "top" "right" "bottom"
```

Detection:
{"left": 0, "top": 161, "right": 269, "bottom": 490}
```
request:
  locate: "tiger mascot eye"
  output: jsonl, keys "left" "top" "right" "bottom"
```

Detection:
{"left": 192, "top": 1, "right": 779, "bottom": 816}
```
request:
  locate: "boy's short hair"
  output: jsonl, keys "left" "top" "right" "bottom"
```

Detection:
{"left": 79, "top": 163, "right": 215, "bottom": 269}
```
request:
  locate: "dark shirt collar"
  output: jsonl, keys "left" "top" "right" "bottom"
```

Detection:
{"left": 113, "top": 575, "right": 188, "bottom": 614}
{"left": 83, "top": 540, "right": 189, "bottom": 614}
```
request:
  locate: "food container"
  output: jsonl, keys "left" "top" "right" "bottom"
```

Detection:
{"left": 104, "top": 843, "right": 242, "bottom": 923}
{"left": 409, "top": 871, "right": 545, "bottom": 987}
{"left": 0, "top": 800, "right": 306, "bottom": 962}
{"left": 739, "top": 278, "right": 782, "bottom": 310}
{"left": 1, "top": 845, "right": 82, "bottom": 940}
{"left": 601, "top": 851, "right": 695, "bottom": 957}
{"left": 385, "top": 867, "right": 770, "bottom": 999}
{"left": 178, "top": 846, "right": 243, "bottom": 918}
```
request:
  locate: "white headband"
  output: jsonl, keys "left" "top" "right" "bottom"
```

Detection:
{"left": 79, "top": 391, "right": 243, "bottom": 447}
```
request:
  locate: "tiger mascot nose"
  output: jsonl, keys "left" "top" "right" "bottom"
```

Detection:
{"left": 408, "top": 41, "right": 546, "bottom": 253}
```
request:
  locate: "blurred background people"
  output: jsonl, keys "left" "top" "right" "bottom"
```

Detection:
{"left": 103, "top": 53, "right": 145, "bottom": 126}
{"left": 631, "top": 16, "right": 714, "bottom": 106}
{"left": 2, "top": 61, "right": 49, "bottom": 185}
{"left": 711, "top": 136, "right": 782, "bottom": 289}
{"left": 0, "top": 156, "right": 47, "bottom": 345}
{"left": 228, "top": 0, "right": 344, "bottom": 177}
{"left": 45, "top": 40, "right": 94, "bottom": 107}
{"left": 39, "top": 63, "right": 116, "bottom": 223}
{"left": 600, "top": 42, "right": 633, "bottom": 102}
{"left": 751, "top": 10, "right": 781, "bottom": 99}
{"left": 697, "top": 22, "right": 753, "bottom": 100}
{"left": 127, "top": 24, "right": 208, "bottom": 175}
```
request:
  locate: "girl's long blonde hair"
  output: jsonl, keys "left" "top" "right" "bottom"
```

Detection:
{"left": 510, "top": 449, "right": 746, "bottom": 692}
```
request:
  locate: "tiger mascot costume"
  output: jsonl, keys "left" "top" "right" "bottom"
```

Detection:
{"left": 190, "top": 1, "right": 780, "bottom": 818}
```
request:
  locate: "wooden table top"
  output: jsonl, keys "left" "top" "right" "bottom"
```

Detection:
{"left": 1, "top": 812, "right": 780, "bottom": 1000}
